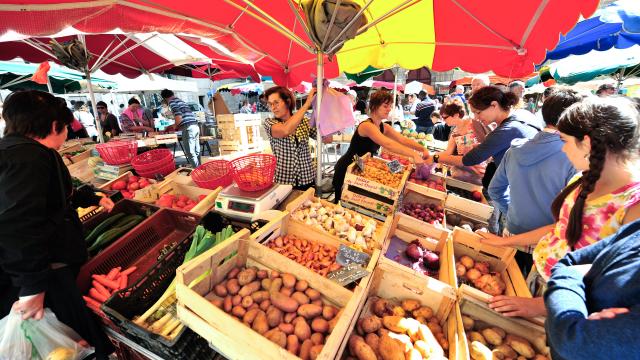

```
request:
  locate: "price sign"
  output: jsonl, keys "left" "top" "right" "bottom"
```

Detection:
{"left": 328, "top": 263, "right": 370, "bottom": 286}
{"left": 336, "top": 244, "right": 370, "bottom": 266}
{"left": 386, "top": 159, "right": 404, "bottom": 174}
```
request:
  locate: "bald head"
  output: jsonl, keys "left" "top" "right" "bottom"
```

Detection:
{"left": 471, "top": 75, "right": 490, "bottom": 94}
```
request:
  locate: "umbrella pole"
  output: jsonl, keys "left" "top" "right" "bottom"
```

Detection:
{"left": 315, "top": 52, "right": 324, "bottom": 196}
{"left": 46, "top": 76, "right": 54, "bottom": 94}
{"left": 392, "top": 67, "right": 398, "bottom": 122}
{"left": 85, "top": 70, "right": 105, "bottom": 143}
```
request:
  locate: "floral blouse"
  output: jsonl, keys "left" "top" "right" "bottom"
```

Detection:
{"left": 533, "top": 180, "right": 640, "bottom": 280}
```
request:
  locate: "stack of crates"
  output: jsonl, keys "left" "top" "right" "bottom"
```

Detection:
{"left": 216, "top": 114, "right": 263, "bottom": 155}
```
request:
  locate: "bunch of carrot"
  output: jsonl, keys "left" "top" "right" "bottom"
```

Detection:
{"left": 83, "top": 266, "right": 137, "bottom": 313}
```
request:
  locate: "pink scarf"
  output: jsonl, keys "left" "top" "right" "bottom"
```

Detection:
{"left": 123, "top": 107, "right": 144, "bottom": 125}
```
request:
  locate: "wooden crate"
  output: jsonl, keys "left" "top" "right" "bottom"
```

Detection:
{"left": 67, "top": 158, "right": 95, "bottom": 184}
{"left": 250, "top": 210, "right": 380, "bottom": 289}
{"left": 445, "top": 177, "right": 489, "bottom": 204}
{"left": 154, "top": 133, "right": 178, "bottom": 145}
{"left": 217, "top": 114, "right": 262, "bottom": 148}
{"left": 381, "top": 213, "right": 454, "bottom": 286}
{"left": 285, "top": 188, "right": 392, "bottom": 252}
{"left": 444, "top": 194, "right": 494, "bottom": 232}
{"left": 456, "top": 294, "right": 549, "bottom": 360}
{"left": 175, "top": 230, "right": 365, "bottom": 360}
{"left": 98, "top": 171, "right": 158, "bottom": 191}
{"left": 447, "top": 228, "right": 530, "bottom": 299}
{"left": 336, "top": 261, "right": 460, "bottom": 360}
{"left": 343, "top": 153, "right": 410, "bottom": 202}
{"left": 340, "top": 188, "right": 396, "bottom": 216}
{"left": 399, "top": 181, "right": 448, "bottom": 230}
{"left": 133, "top": 179, "right": 220, "bottom": 216}
{"left": 162, "top": 167, "right": 195, "bottom": 186}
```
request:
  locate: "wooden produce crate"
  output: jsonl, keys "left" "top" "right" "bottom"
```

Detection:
{"left": 444, "top": 194, "right": 494, "bottom": 232}
{"left": 250, "top": 210, "right": 380, "bottom": 289}
{"left": 162, "top": 167, "right": 195, "bottom": 186}
{"left": 98, "top": 171, "right": 157, "bottom": 192}
{"left": 154, "top": 133, "right": 178, "bottom": 145}
{"left": 285, "top": 188, "right": 392, "bottom": 253}
{"left": 343, "top": 153, "right": 410, "bottom": 203}
{"left": 456, "top": 294, "right": 549, "bottom": 360}
{"left": 448, "top": 228, "right": 530, "bottom": 299}
{"left": 398, "top": 181, "right": 448, "bottom": 230}
{"left": 67, "top": 158, "right": 96, "bottom": 184}
{"left": 445, "top": 177, "right": 488, "bottom": 204}
{"left": 175, "top": 229, "right": 365, "bottom": 360}
{"left": 336, "top": 261, "right": 460, "bottom": 360}
{"left": 381, "top": 213, "right": 453, "bottom": 286}
{"left": 217, "top": 113, "right": 262, "bottom": 151}
{"left": 133, "top": 179, "right": 220, "bottom": 216}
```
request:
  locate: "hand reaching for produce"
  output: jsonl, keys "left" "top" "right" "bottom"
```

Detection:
{"left": 476, "top": 231, "right": 511, "bottom": 247}
{"left": 488, "top": 295, "right": 546, "bottom": 318}
{"left": 412, "top": 153, "right": 425, "bottom": 165}
{"left": 99, "top": 197, "right": 115, "bottom": 212}
{"left": 588, "top": 307, "right": 629, "bottom": 320}
{"left": 14, "top": 292, "right": 45, "bottom": 320}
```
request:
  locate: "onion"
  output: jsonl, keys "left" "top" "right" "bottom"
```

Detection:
{"left": 405, "top": 243, "right": 424, "bottom": 261}
{"left": 423, "top": 250, "right": 440, "bottom": 270}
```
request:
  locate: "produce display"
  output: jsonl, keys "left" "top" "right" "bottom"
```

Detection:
{"left": 446, "top": 212, "right": 486, "bottom": 232}
{"left": 61, "top": 147, "right": 87, "bottom": 161}
{"left": 154, "top": 193, "right": 207, "bottom": 212}
{"left": 83, "top": 266, "right": 136, "bottom": 313}
{"left": 384, "top": 237, "right": 440, "bottom": 278}
{"left": 345, "top": 296, "right": 446, "bottom": 360}
{"left": 107, "top": 175, "right": 154, "bottom": 199}
{"left": 461, "top": 315, "right": 548, "bottom": 360}
{"left": 354, "top": 157, "right": 404, "bottom": 188}
{"left": 400, "top": 129, "right": 435, "bottom": 147}
{"left": 84, "top": 214, "right": 144, "bottom": 256}
{"left": 265, "top": 234, "right": 341, "bottom": 276}
{"left": 206, "top": 266, "right": 342, "bottom": 358}
{"left": 399, "top": 202, "right": 445, "bottom": 227}
{"left": 448, "top": 187, "right": 483, "bottom": 203}
{"left": 379, "top": 152, "right": 411, "bottom": 166}
{"left": 456, "top": 255, "right": 506, "bottom": 296}
{"left": 290, "top": 199, "right": 379, "bottom": 251}
{"left": 408, "top": 177, "right": 445, "bottom": 192}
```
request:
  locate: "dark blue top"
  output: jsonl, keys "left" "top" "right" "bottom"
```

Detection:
{"left": 545, "top": 218, "right": 640, "bottom": 360}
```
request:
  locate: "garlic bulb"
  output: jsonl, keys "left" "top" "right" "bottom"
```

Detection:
{"left": 347, "top": 228, "right": 357, "bottom": 243}
{"left": 355, "top": 235, "right": 367, "bottom": 249}
{"left": 303, "top": 199, "right": 312, "bottom": 207}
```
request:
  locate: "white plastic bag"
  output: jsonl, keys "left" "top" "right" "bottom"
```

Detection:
{"left": 21, "top": 309, "right": 93, "bottom": 360}
{"left": 0, "top": 310, "right": 32, "bottom": 360}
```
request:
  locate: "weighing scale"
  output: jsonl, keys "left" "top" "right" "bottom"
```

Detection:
{"left": 215, "top": 183, "right": 293, "bottom": 221}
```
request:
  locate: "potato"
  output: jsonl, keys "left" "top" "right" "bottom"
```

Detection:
{"left": 266, "top": 329, "right": 287, "bottom": 348}
{"left": 474, "top": 261, "right": 491, "bottom": 274}
{"left": 405, "top": 348, "right": 422, "bottom": 360}
{"left": 328, "top": 309, "right": 342, "bottom": 332}
{"left": 462, "top": 315, "right": 475, "bottom": 331}
{"left": 299, "top": 339, "right": 313, "bottom": 360}
{"left": 271, "top": 292, "right": 299, "bottom": 313}
{"left": 310, "top": 332, "right": 324, "bottom": 345}
{"left": 223, "top": 296, "right": 233, "bottom": 312}
{"left": 252, "top": 311, "right": 269, "bottom": 334}
{"left": 466, "top": 268, "right": 482, "bottom": 281}
{"left": 298, "top": 304, "right": 323, "bottom": 319}
{"left": 381, "top": 316, "right": 406, "bottom": 333}
{"left": 267, "top": 307, "right": 284, "bottom": 328}
{"left": 270, "top": 278, "right": 283, "bottom": 293}
{"left": 468, "top": 331, "right": 487, "bottom": 346}
{"left": 364, "top": 333, "right": 380, "bottom": 355}
{"left": 460, "top": 255, "right": 475, "bottom": 269}
{"left": 281, "top": 273, "right": 296, "bottom": 288}
{"left": 281, "top": 287, "right": 294, "bottom": 297}
{"left": 388, "top": 332, "right": 413, "bottom": 352}
{"left": 311, "top": 318, "right": 329, "bottom": 333}
{"left": 322, "top": 305, "right": 337, "bottom": 320}
{"left": 270, "top": 270, "right": 280, "bottom": 278}
{"left": 435, "top": 332, "right": 449, "bottom": 350}
{"left": 260, "top": 299, "right": 271, "bottom": 311}
{"left": 243, "top": 308, "right": 260, "bottom": 325}
{"left": 284, "top": 312, "right": 297, "bottom": 324}
{"left": 360, "top": 315, "right": 382, "bottom": 333}
{"left": 251, "top": 290, "right": 269, "bottom": 303}
{"left": 482, "top": 327, "right": 506, "bottom": 346}
{"left": 226, "top": 278, "right": 240, "bottom": 295}
{"left": 415, "top": 316, "right": 427, "bottom": 325}
{"left": 305, "top": 288, "right": 321, "bottom": 301}
{"left": 237, "top": 268, "right": 257, "bottom": 286}
{"left": 295, "top": 280, "right": 309, "bottom": 292}
{"left": 348, "top": 335, "right": 377, "bottom": 360}
{"left": 257, "top": 269, "right": 268, "bottom": 279}
{"left": 426, "top": 321, "right": 442, "bottom": 335}
{"left": 239, "top": 281, "right": 261, "bottom": 297}
{"left": 312, "top": 299, "right": 323, "bottom": 307}
{"left": 456, "top": 262, "right": 467, "bottom": 277}
{"left": 292, "top": 292, "right": 310, "bottom": 305}
{"left": 232, "top": 294, "right": 242, "bottom": 306}
{"left": 261, "top": 278, "right": 272, "bottom": 291}
{"left": 214, "top": 282, "right": 228, "bottom": 297}
{"left": 231, "top": 305, "right": 246, "bottom": 317}
{"left": 210, "top": 297, "right": 224, "bottom": 308}
{"left": 378, "top": 333, "right": 405, "bottom": 360}
{"left": 294, "top": 318, "right": 311, "bottom": 341}
{"left": 493, "top": 344, "right": 517, "bottom": 358}
{"left": 470, "top": 341, "right": 493, "bottom": 360}
{"left": 506, "top": 335, "right": 535, "bottom": 359}
{"left": 401, "top": 299, "right": 421, "bottom": 312}
{"left": 227, "top": 267, "right": 241, "bottom": 279}
{"left": 286, "top": 334, "right": 299, "bottom": 354}
{"left": 371, "top": 298, "right": 390, "bottom": 317}
{"left": 391, "top": 306, "right": 406, "bottom": 317}
{"left": 412, "top": 306, "right": 434, "bottom": 319}
{"left": 309, "top": 344, "right": 323, "bottom": 360}
{"left": 241, "top": 296, "right": 254, "bottom": 308}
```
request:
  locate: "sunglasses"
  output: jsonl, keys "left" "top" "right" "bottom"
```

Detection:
{"left": 96, "top": 106, "right": 106, "bottom": 109}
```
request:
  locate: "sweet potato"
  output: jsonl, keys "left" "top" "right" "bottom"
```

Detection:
{"left": 295, "top": 280, "right": 309, "bottom": 292}
{"left": 252, "top": 311, "right": 269, "bottom": 334}
{"left": 286, "top": 334, "right": 299, "bottom": 354}
{"left": 271, "top": 292, "right": 299, "bottom": 313}
{"left": 282, "top": 273, "right": 296, "bottom": 288}
{"left": 309, "top": 344, "right": 323, "bottom": 360}
{"left": 237, "top": 268, "right": 257, "bottom": 286}
{"left": 298, "top": 304, "right": 323, "bottom": 319}
{"left": 310, "top": 332, "right": 324, "bottom": 345}
{"left": 299, "top": 339, "right": 313, "bottom": 360}
{"left": 311, "top": 318, "right": 329, "bottom": 334}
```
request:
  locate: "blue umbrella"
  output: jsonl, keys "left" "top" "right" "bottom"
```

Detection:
{"left": 545, "top": 0, "right": 640, "bottom": 61}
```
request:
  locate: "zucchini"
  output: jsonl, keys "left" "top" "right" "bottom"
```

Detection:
{"left": 84, "top": 213, "right": 126, "bottom": 244}
{"left": 87, "top": 216, "right": 144, "bottom": 255}
{"left": 111, "top": 214, "right": 145, "bottom": 228}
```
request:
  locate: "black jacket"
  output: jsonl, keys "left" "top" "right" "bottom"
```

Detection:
{"left": 0, "top": 135, "right": 100, "bottom": 296}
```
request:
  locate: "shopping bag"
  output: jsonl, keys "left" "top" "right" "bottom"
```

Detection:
{"left": 21, "top": 309, "right": 93, "bottom": 360}
{"left": 0, "top": 310, "right": 31, "bottom": 360}
{"left": 310, "top": 81, "right": 356, "bottom": 136}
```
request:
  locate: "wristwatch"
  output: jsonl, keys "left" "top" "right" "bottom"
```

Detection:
{"left": 433, "top": 154, "right": 440, "bottom": 163}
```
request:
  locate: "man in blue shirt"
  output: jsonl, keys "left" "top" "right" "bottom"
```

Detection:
{"left": 414, "top": 90, "right": 435, "bottom": 134}
{"left": 161, "top": 89, "right": 200, "bottom": 168}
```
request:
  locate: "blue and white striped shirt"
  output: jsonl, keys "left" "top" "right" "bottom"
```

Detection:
{"left": 168, "top": 97, "right": 197, "bottom": 128}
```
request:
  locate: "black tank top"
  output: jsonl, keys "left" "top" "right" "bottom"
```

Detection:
{"left": 346, "top": 119, "right": 385, "bottom": 157}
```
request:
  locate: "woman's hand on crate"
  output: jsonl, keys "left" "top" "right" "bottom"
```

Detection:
{"left": 99, "top": 197, "right": 115, "bottom": 213}
{"left": 488, "top": 295, "right": 546, "bottom": 318}
{"left": 476, "top": 230, "right": 512, "bottom": 247}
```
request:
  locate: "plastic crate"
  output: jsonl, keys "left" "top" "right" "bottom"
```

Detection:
{"left": 131, "top": 149, "right": 176, "bottom": 178}
{"left": 102, "top": 209, "right": 214, "bottom": 359}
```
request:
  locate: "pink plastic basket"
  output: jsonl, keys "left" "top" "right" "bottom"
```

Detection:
{"left": 230, "top": 154, "right": 276, "bottom": 192}
{"left": 131, "top": 149, "right": 175, "bottom": 178}
{"left": 191, "top": 160, "right": 233, "bottom": 189}
{"left": 96, "top": 140, "right": 138, "bottom": 165}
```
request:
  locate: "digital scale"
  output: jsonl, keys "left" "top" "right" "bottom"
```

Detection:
{"left": 215, "top": 183, "right": 293, "bottom": 221}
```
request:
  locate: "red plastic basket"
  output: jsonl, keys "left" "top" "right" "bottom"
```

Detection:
{"left": 131, "top": 149, "right": 176, "bottom": 178}
{"left": 96, "top": 140, "right": 138, "bottom": 165}
{"left": 229, "top": 154, "right": 276, "bottom": 192}
{"left": 191, "top": 160, "right": 233, "bottom": 189}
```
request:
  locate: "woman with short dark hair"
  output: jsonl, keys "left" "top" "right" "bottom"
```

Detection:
{"left": 332, "top": 90, "right": 428, "bottom": 203}
{"left": 96, "top": 100, "right": 120, "bottom": 138}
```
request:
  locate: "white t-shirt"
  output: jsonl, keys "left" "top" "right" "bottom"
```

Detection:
{"left": 74, "top": 111, "right": 98, "bottom": 138}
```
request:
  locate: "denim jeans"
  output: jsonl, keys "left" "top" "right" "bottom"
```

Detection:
{"left": 181, "top": 124, "right": 200, "bottom": 168}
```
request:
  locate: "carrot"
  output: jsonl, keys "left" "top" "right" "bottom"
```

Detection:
{"left": 118, "top": 275, "right": 128, "bottom": 290}
{"left": 106, "top": 267, "right": 121, "bottom": 280}
{"left": 92, "top": 280, "right": 111, "bottom": 297}
{"left": 93, "top": 274, "right": 120, "bottom": 290}
{"left": 120, "top": 266, "right": 137, "bottom": 276}
{"left": 83, "top": 296, "right": 103, "bottom": 312}
{"left": 89, "top": 288, "right": 108, "bottom": 303}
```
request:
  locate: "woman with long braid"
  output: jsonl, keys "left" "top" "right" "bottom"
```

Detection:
{"left": 478, "top": 96, "right": 640, "bottom": 318}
